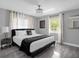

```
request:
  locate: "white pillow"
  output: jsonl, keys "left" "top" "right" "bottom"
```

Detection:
{"left": 16, "top": 30, "right": 26, "bottom": 36}
{"left": 32, "top": 30, "right": 37, "bottom": 35}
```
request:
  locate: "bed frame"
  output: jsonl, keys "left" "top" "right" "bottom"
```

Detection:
{"left": 11, "top": 29, "right": 34, "bottom": 37}
{"left": 11, "top": 29, "right": 55, "bottom": 57}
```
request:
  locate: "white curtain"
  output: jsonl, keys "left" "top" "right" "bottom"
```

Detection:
{"left": 10, "top": 11, "right": 34, "bottom": 29}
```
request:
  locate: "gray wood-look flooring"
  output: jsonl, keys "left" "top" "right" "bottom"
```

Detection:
{"left": 0, "top": 43, "right": 79, "bottom": 58}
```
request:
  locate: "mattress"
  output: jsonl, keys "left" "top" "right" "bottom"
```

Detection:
{"left": 13, "top": 34, "right": 54, "bottom": 52}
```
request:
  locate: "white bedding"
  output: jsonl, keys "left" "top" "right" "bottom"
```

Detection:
{"left": 13, "top": 34, "right": 54, "bottom": 52}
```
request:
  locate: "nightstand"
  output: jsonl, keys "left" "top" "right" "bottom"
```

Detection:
{"left": 1, "top": 38, "right": 12, "bottom": 49}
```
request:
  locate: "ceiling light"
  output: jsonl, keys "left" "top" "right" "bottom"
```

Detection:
{"left": 36, "top": 5, "right": 43, "bottom": 15}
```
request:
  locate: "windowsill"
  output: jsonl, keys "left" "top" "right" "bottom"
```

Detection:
{"left": 49, "top": 31, "right": 59, "bottom": 33}
{"left": 49, "top": 30, "right": 61, "bottom": 35}
{"left": 49, "top": 30, "right": 59, "bottom": 33}
{"left": 49, "top": 31, "right": 58, "bottom": 36}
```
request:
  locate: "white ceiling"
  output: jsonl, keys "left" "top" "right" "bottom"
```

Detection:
{"left": 0, "top": 0, "right": 79, "bottom": 17}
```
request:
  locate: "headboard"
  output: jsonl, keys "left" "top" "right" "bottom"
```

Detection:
{"left": 11, "top": 29, "right": 34, "bottom": 37}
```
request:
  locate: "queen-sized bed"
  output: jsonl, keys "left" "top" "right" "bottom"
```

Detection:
{"left": 12, "top": 29, "right": 55, "bottom": 57}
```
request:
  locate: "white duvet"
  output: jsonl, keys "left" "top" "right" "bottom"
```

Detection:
{"left": 13, "top": 34, "right": 54, "bottom": 52}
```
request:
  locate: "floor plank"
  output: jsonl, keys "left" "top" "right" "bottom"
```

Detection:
{"left": 0, "top": 44, "right": 79, "bottom": 58}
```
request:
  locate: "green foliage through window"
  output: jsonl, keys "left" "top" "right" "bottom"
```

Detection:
{"left": 50, "top": 17, "right": 59, "bottom": 31}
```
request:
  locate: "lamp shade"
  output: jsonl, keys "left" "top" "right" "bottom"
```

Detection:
{"left": 2, "top": 27, "right": 9, "bottom": 33}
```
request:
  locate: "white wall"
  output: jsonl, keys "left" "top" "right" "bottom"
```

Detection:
{"left": 63, "top": 9, "right": 79, "bottom": 46}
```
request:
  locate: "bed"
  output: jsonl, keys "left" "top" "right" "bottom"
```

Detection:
{"left": 12, "top": 29, "right": 55, "bottom": 57}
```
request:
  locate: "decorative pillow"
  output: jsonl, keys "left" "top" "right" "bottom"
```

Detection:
{"left": 16, "top": 30, "right": 26, "bottom": 36}
{"left": 27, "top": 30, "right": 32, "bottom": 35}
{"left": 32, "top": 30, "right": 37, "bottom": 35}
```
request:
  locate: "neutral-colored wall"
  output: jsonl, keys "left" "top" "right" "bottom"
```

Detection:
{"left": 34, "top": 16, "right": 49, "bottom": 35}
{"left": 63, "top": 9, "right": 79, "bottom": 46}
{"left": 0, "top": 8, "right": 10, "bottom": 46}
{"left": 0, "top": 8, "right": 10, "bottom": 32}
{"left": 33, "top": 17, "right": 40, "bottom": 33}
{"left": 38, "top": 16, "right": 49, "bottom": 35}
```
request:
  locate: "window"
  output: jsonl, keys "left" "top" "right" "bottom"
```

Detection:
{"left": 49, "top": 16, "right": 60, "bottom": 33}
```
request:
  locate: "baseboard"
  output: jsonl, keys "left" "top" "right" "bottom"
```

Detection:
{"left": 63, "top": 42, "right": 79, "bottom": 48}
